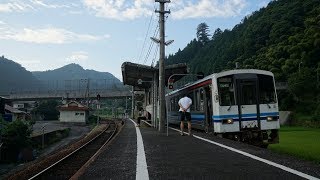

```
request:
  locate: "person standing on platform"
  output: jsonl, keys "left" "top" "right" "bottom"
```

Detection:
{"left": 178, "top": 94, "right": 192, "bottom": 136}
{"left": 137, "top": 108, "right": 143, "bottom": 127}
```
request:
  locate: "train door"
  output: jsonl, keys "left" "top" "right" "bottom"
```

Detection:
{"left": 203, "top": 86, "right": 212, "bottom": 132}
{"left": 235, "top": 75, "right": 260, "bottom": 130}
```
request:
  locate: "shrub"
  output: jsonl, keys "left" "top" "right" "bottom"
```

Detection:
{"left": 0, "top": 119, "right": 32, "bottom": 162}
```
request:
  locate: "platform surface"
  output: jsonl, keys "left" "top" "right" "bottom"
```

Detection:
{"left": 81, "top": 119, "right": 320, "bottom": 180}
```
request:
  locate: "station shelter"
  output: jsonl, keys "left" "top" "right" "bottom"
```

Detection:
{"left": 121, "top": 62, "right": 188, "bottom": 126}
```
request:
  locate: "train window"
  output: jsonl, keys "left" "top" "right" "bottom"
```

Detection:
{"left": 258, "top": 75, "right": 277, "bottom": 104}
{"left": 218, "top": 77, "right": 236, "bottom": 106}
{"left": 173, "top": 97, "right": 177, "bottom": 111}
{"left": 195, "top": 90, "right": 200, "bottom": 111}
{"left": 200, "top": 89, "right": 204, "bottom": 111}
{"left": 190, "top": 91, "right": 195, "bottom": 111}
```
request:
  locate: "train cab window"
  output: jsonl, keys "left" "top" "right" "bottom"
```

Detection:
{"left": 258, "top": 75, "right": 277, "bottom": 104}
{"left": 218, "top": 77, "right": 236, "bottom": 106}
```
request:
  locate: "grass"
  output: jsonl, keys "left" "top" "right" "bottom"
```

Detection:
{"left": 269, "top": 126, "right": 320, "bottom": 164}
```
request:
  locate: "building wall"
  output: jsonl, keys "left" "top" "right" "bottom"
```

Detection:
{"left": 59, "top": 111, "right": 86, "bottom": 123}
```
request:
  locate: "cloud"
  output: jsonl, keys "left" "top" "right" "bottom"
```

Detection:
{"left": 172, "top": 0, "right": 247, "bottom": 19}
{"left": 83, "top": 0, "right": 247, "bottom": 20}
{"left": 0, "top": 0, "right": 77, "bottom": 13}
{"left": 67, "top": 51, "right": 89, "bottom": 62}
{"left": 0, "top": 1, "right": 35, "bottom": 12}
{"left": 0, "top": 24, "right": 110, "bottom": 44}
{"left": 83, "top": 0, "right": 153, "bottom": 20}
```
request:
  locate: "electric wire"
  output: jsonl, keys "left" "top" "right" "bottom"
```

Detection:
{"left": 143, "top": 20, "right": 159, "bottom": 65}
{"left": 137, "top": 9, "right": 155, "bottom": 64}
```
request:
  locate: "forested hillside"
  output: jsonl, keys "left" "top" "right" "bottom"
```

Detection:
{"left": 0, "top": 56, "right": 39, "bottom": 93}
{"left": 166, "top": 0, "right": 320, "bottom": 119}
{"left": 33, "top": 63, "right": 124, "bottom": 90}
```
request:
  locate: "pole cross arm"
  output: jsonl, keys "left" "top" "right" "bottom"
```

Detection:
{"left": 155, "top": 0, "right": 171, "bottom": 3}
{"left": 155, "top": 10, "right": 171, "bottom": 14}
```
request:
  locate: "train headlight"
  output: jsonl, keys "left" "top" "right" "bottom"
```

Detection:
{"left": 222, "top": 118, "right": 234, "bottom": 124}
{"left": 267, "top": 116, "right": 273, "bottom": 121}
{"left": 267, "top": 116, "right": 277, "bottom": 121}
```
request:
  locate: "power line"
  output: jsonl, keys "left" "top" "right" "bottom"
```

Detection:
{"left": 151, "top": 44, "right": 159, "bottom": 67}
{"left": 137, "top": 10, "right": 155, "bottom": 64}
{"left": 143, "top": 24, "right": 159, "bottom": 65}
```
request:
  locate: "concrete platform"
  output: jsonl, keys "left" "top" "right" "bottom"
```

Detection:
{"left": 81, "top": 119, "right": 320, "bottom": 180}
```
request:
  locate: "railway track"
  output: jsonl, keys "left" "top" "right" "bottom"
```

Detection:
{"left": 5, "top": 119, "right": 121, "bottom": 180}
{"left": 28, "top": 119, "right": 118, "bottom": 180}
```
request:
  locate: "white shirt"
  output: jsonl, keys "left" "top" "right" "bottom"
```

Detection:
{"left": 178, "top": 96, "right": 192, "bottom": 112}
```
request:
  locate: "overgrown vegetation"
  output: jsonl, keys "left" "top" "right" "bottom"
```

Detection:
{"left": 31, "top": 100, "right": 60, "bottom": 120}
{"left": 166, "top": 0, "right": 320, "bottom": 120}
{"left": 269, "top": 126, "right": 320, "bottom": 164}
{"left": 0, "top": 119, "right": 33, "bottom": 162}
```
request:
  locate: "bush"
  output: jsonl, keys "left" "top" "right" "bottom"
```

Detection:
{"left": 0, "top": 119, "right": 33, "bottom": 162}
{"left": 32, "top": 100, "right": 60, "bottom": 120}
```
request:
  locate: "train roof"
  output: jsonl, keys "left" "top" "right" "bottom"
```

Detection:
{"left": 166, "top": 69, "right": 274, "bottom": 96}
{"left": 214, "top": 69, "right": 274, "bottom": 78}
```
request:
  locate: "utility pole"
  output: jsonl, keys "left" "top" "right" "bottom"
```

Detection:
{"left": 155, "top": 0, "right": 170, "bottom": 133}
{"left": 131, "top": 86, "right": 135, "bottom": 119}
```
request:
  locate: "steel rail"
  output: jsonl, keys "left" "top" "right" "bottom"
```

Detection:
{"left": 28, "top": 121, "right": 116, "bottom": 180}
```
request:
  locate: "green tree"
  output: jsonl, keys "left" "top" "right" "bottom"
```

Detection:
{"left": 196, "top": 23, "right": 210, "bottom": 45}
{"left": 32, "top": 100, "right": 59, "bottom": 120}
{"left": 1, "top": 119, "right": 33, "bottom": 162}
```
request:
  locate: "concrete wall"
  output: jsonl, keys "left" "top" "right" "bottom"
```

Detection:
{"left": 279, "top": 111, "right": 292, "bottom": 125}
{"left": 59, "top": 111, "right": 86, "bottom": 123}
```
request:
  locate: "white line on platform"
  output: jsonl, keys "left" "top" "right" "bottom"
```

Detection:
{"left": 169, "top": 127, "right": 319, "bottom": 180}
{"left": 129, "top": 119, "right": 149, "bottom": 180}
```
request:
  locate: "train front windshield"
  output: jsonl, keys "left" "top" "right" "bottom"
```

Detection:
{"left": 218, "top": 76, "right": 236, "bottom": 106}
{"left": 218, "top": 74, "right": 277, "bottom": 106}
{"left": 258, "top": 75, "right": 277, "bottom": 104}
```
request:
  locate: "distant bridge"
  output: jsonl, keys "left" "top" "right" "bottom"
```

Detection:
{"left": 1, "top": 82, "right": 288, "bottom": 101}
{"left": 1, "top": 89, "right": 131, "bottom": 100}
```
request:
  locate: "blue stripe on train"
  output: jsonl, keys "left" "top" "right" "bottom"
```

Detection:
{"left": 213, "top": 112, "right": 279, "bottom": 119}
{"left": 190, "top": 113, "right": 279, "bottom": 123}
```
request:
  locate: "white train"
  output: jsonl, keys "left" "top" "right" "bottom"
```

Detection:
{"left": 148, "top": 69, "right": 280, "bottom": 146}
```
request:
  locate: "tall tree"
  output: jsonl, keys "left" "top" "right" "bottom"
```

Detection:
{"left": 212, "top": 28, "right": 223, "bottom": 40}
{"left": 196, "top": 23, "right": 210, "bottom": 45}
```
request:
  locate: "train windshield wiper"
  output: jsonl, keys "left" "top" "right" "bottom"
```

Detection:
{"left": 266, "top": 103, "right": 271, "bottom": 108}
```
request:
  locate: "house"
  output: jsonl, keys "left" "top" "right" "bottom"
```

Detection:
{"left": 58, "top": 101, "right": 89, "bottom": 123}
{"left": 4, "top": 104, "right": 26, "bottom": 121}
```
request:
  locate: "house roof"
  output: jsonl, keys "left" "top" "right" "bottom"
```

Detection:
{"left": 58, "top": 101, "right": 89, "bottom": 111}
{"left": 5, "top": 104, "right": 26, "bottom": 114}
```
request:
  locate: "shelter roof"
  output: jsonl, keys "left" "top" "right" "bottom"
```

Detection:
{"left": 58, "top": 101, "right": 89, "bottom": 111}
{"left": 5, "top": 104, "right": 26, "bottom": 114}
{"left": 121, "top": 62, "right": 188, "bottom": 89}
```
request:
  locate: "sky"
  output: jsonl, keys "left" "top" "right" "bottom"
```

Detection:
{"left": 0, "top": 0, "right": 271, "bottom": 81}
